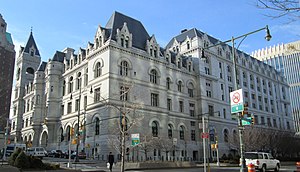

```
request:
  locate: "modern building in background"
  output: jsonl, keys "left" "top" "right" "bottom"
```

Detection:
{"left": 0, "top": 14, "right": 15, "bottom": 131}
{"left": 252, "top": 41, "right": 300, "bottom": 135}
{"left": 10, "top": 11, "right": 294, "bottom": 162}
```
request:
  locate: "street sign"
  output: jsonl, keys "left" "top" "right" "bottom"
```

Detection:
{"left": 131, "top": 133, "right": 140, "bottom": 146}
{"left": 241, "top": 117, "right": 252, "bottom": 126}
{"left": 230, "top": 89, "right": 244, "bottom": 114}
{"left": 201, "top": 132, "right": 209, "bottom": 139}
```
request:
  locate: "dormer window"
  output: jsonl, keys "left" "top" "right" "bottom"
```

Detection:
{"left": 30, "top": 49, "right": 34, "bottom": 56}
{"left": 187, "top": 41, "right": 190, "bottom": 50}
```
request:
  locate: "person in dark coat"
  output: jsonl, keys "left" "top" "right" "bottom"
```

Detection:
{"left": 108, "top": 152, "right": 114, "bottom": 172}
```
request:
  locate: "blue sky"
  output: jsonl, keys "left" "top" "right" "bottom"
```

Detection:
{"left": 1, "top": 0, "right": 300, "bottom": 61}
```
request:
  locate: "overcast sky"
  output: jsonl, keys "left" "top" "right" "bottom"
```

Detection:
{"left": 2, "top": 0, "right": 300, "bottom": 61}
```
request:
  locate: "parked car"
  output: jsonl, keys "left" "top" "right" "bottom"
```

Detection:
{"left": 62, "top": 150, "right": 74, "bottom": 159}
{"left": 245, "top": 152, "right": 280, "bottom": 172}
{"left": 5, "top": 143, "right": 26, "bottom": 157}
{"left": 48, "top": 150, "right": 63, "bottom": 158}
{"left": 71, "top": 151, "right": 87, "bottom": 159}
{"left": 26, "top": 147, "right": 46, "bottom": 159}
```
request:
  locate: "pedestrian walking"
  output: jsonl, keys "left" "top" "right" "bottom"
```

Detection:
{"left": 108, "top": 152, "right": 114, "bottom": 172}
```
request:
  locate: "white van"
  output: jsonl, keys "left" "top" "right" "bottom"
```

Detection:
{"left": 5, "top": 143, "right": 26, "bottom": 157}
{"left": 26, "top": 147, "right": 46, "bottom": 158}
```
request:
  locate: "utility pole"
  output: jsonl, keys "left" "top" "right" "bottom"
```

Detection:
{"left": 3, "top": 118, "right": 9, "bottom": 161}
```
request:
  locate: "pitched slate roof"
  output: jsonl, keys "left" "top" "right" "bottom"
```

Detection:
{"left": 166, "top": 28, "right": 204, "bottom": 49}
{"left": 24, "top": 31, "right": 40, "bottom": 56}
{"left": 105, "top": 11, "right": 150, "bottom": 50}
{"left": 37, "top": 62, "right": 47, "bottom": 71}
{"left": 52, "top": 51, "right": 65, "bottom": 62}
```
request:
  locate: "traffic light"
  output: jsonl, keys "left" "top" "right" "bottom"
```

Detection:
{"left": 251, "top": 114, "right": 255, "bottom": 125}
{"left": 242, "top": 103, "right": 249, "bottom": 117}
{"left": 70, "top": 127, "right": 75, "bottom": 136}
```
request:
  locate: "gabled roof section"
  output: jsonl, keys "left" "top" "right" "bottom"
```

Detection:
{"left": 105, "top": 11, "right": 150, "bottom": 50}
{"left": 166, "top": 28, "right": 203, "bottom": 49}
{"left": 24, "top": 31, "right": 40, "bottom": 56}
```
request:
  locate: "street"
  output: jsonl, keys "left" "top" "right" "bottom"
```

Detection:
{"left": 43, "top": 157, "right": 298, "bottom": 172}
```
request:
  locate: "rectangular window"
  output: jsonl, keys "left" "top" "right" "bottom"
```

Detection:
{"left": 191, "top": 130, "right": 195, "bottom": 141}
{"left": 206, "top": 90, "right": 212, "bottom": 97}
{"left": 189, "top": 103, "right": 195, "bottom": 117}
{"left": 94, "top": 88, "right": 101, "bottom": 102}
{"left": 75, "top": 99, "right": 79, "bottom": 111}
{"left": 84, "top": 96, "right": 87, "bottom": 108}
{"left": 67, "top": 102, "right": 72, "bottom": 113}
{"left": 190, "top": 121, "right": 195, "bottom": 126}
{"left": 188, "top": 89, "right": 194, "bottom": 97}
{"left": 208, "top": 105, "right": 214, "bottom": 116}
{"left": 120, "top": 86, "right": 129, "bottom": 101}
{"left": 223, "top": 108, "right": 226, "bottom": 119}
{"left": 179, "top": 101, "right": 184, "bottom": 112}
{"left": 167, "top": 98, "right": 172, "bottom": 111}
{"left": 61, "top": 105, "right": 64, "bottom": 116}
{"left": 151, "top": 93, "right": 159, "bottom": 107}
{"left": 205, "top": 67, "right": 210, "bottom": 75}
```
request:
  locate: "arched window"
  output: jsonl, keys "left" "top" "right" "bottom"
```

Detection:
{"left": 150, "top": 69, "right": 158, "bottom": 84}
{"left": 233, "top": 130, "right": 237, "bottom": 143}
{"left": 95, "top": 118, "right": 100, "bottom": 135}
{"left": 77, "top": 72, "right": 82, "bottom": 90}
{"left": 179, "top": 126, "right": 185, "bottom": 140}
{"left": 152, "top": 121, "right": 158, "bottom": 137}
{"left": 224, "top": 129, "right": 229, "bottom": 143}
{"left": 69, "top": 77, "right": 73, "bottom": 93}
{"left": 188, "top": 82, "right": 194, "bottom": 97}
{"left": 178, "top": 81, "right": 183, "bottom": 92}
{"left": 168, "top": 124, "right": 173, "bottom": 139}
{"left": 26, "top": 67, "right": 34, "bottom": 75}
{"left": 96, "top": 38, "right": 99, "bottom": 48}
{"left": 67, "top": 126, "right": 71, "bottom": 141}
{"left": 60, "top": 128, "right": 64, "bottom": 142}
{"left": 120, "top": 61, "right": 128, "bottom": 76}
{"left": 187, "top": 41, "right": 190, "bottom": 50}
{"left": 95, "top": 62, "right": 102, "bottom": 78}
{"left": 166, "top": 78, "right": 171, "bottom": 89}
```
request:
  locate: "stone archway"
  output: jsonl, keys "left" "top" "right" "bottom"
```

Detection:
{"left": 40, "top": 131, "right": 48, "bottom": 148}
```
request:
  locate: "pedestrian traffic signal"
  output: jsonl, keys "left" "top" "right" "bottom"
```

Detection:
{"left": 242, "top": 103, "right": 249, "bottom": 117}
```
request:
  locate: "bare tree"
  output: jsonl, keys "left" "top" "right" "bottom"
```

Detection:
{"left": 256, "top": 0, "right": 300, "bottom": 21}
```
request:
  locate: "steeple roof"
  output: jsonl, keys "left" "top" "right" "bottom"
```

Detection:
{"left": 105, "top": 11, "right": 150, "bottom": 50}
{"left": 24, "top": 31, "right": 40, "bottom": 56}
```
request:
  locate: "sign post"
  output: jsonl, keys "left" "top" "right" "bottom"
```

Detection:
{"left": 230, "top": 89, "right": 244, "bottom": 114}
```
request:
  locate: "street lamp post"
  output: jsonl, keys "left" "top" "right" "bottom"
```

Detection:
{"left": 201, "top": 25, "right": 271, "bottom": 172}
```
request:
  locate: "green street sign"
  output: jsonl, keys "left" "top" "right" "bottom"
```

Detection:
{"left": 242, "top": 117, "right": 252, "bottom": 126}
{"left": 231, "top": 103, "right": 244, "bottom": 114}
{"left": 131, "top": 133, "right": 140, "bottom": 146}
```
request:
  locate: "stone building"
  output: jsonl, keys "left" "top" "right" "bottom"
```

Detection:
{"left": 0, "top": 14, "right": 15, "bottom": 131}
{"left": 10, "top": 11, "right": 294, "bottom": 161}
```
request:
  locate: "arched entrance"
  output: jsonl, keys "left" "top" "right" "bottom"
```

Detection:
{"left": 40, "top": 131, "right": 48, "bottom": 148}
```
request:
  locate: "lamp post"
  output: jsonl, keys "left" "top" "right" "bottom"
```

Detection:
{"left": 201, "top": 25, "right": 271, "bottom": 172}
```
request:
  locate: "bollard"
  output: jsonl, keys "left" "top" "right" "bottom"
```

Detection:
{"left": 248, "top": 163, "right": 255, "bottom": 172}
{"left": 296, "top": 162, "right": 300, "bottom": 172}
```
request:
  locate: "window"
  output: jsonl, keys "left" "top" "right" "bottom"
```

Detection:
{"left": 69, "top": 77, "right": 73, "bottom": 93}
{"left": 179, "top": 100, "right": 184, "bottom": 112}
{"left": 191, "top": 121, "right": 195, "bottom": 126}
{"left": 191, "top": 130, "right": 195, "bottom": 141}
{"left": 223, "top": 108, "right": 226, "bottom": 119}
{"left": 67, "top": 102, "right": 72, "bottom": 113}
{"left": 95, "top": 118, "right": 100, "bottom": 135}
{"left": 151, "top": 93, "right": 159, "bottom": 107}
{"left": 120, "top": 61, "right": 129, "bottom": 76}
{"left": 84, "top": 68, "right": 88, "bottom": 86}
{"left": 167, "top": 98, "right": 172, "bottom": 111}
{"left": 95, "top": 62, "right": 102, "bottom": 78}
{"left": 188, "top": 82, "right": 194, "bottom": 97}
{"left": 178, "top": 81, "right": 183, "bottom": 92}
{"left": 94, "top": 88, "right": 101, "bottom": 102}
{"left": 150, "top": 69, "right": 158, "bottom": 84}
{"left": 205, "top": 67, "right": 210, "bottom": 75}
{"left": 224, "top": 129, "right": 228, "bottom": 142}
{"left": 187, "top": 41, "right": 190, "bottom": 49}
{"left": 75, "top": 99, "right": 79, "bottom": 111}
{"left": 166, "top": 78, "right": 171, "bottom": 89}
{"left": 63, "top": 80, "right": 66, "bottom": 96}
{"left": 206, "top": 90, "right": 212, "bottom": 97}
{"left": 120, "top": 86, "right": 129, "bottom": 101}
{"left": 168, "top": 124, "right": 173, "bottom": 138}
{"left": 77, "top": 72, "right": 82, "bottom": 90}
{"left": 152, "top": 121, "right": 158, "bottom": 137}
{"left": 208, "top": 105, "right": 214, "bottom": 116}
{"left": 189, "top": 103, "right": 195, "bottom": 117}
{"left": 179, "top": 126, "right": 185, "bottom": 140}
